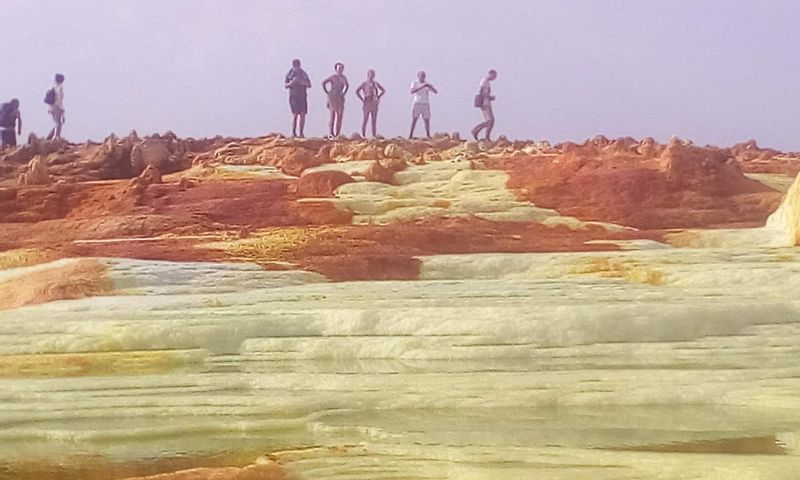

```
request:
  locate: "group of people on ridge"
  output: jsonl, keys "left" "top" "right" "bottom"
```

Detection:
{"left": 285, "top": 59, "right": 497, "bottom": 141}
{"left": 0, "top": 74, "right": 66, "bottom": 150}
{"left": 4, "top": 65, "right": 494, "bottom": 150}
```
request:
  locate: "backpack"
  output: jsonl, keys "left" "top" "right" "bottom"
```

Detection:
{"left": 44, "top": 88, "right": 56, "bottom": 105}
{"left": 0, "top": 103, "right": 12, "bottom": 128}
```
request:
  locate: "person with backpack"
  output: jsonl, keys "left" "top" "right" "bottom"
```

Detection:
{"left": 45, "top": 73, "right": 65, "bottom": 140}
{"left": 471, "top": 69, "right": 497, "bottom": 141}
{"left": 0, "top": 99, "right": 22, "bottom": 150}
{"left": 356, "top": 69, "right": 386, "bottom": 138}
{"left": 285, "top": 59, "right": 311, "bottom": 138}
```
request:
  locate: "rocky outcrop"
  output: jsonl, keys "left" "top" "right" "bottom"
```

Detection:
{"left": 360, "top": 156, "right": 408, "bottom": 184}
{"left": 383, "top": 143, "right": 401, "bottom": 158}
{"left": 295, "top": 170, "right": 354, "bottom": 197}
{"left": 1, "top": 136, "right": 68, "bottom": 165}
{"left": 127, "top": 164, "right": 163, "bottom": 197}
{"left": 0, "top": 133, "right": 796, "bottom": 281}
{"left": 659, "top": 139, "right": 761, "bottom": 195}
{"left": 363, "top": 160, "right": 396, "bottom": 184}
{"left": 129, "top": 133, "right": 189, "bottom": 175}
{"left": 139, "top": 164, "right": 163, "bottom": 186}
{"left": 0, "top": 258, "right": 113, "bottom": 311}
{"left": 198, "top": 142, "right": 330, "bottom": 177}
{"left": 281, "top": 147, "right": 326, "bottom": 176}
{"left": 17, "top": 156, "right": 51, "bottom": 186}
{"left": 1, "top": 133, "right": 796, "bottom": 188}
{"left": 354, "top": 144, "right": 384, "bottom": 161}
{"left": 0, "top": 132, "right": 195, "bottom": 187}
{"left": 487, "top": 136, "right": 781, "bottom": 229}
{"left": 731, "top": 139, "right": 780, "bottom": 162}
{"left": 766, "top": 172, "right": 800, "bottom": 245}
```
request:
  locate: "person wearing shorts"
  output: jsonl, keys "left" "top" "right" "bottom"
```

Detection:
{"left": 322, "top": 62, "right": 349, "bottom": 138}
{"left": 409, "top": 71, "right": 437, "bottom": 139}
{"left": 0, "top": 99, "right": 21, "bottom": 150}
{"left": 285, "top": 59, "right": 311, "bottom": 138}
{"left": 47, "top": 74, "right": 65, "bottom": 140}
{"left": 471, "top": 69, "right": 497, "bottom": 141}
{"left": 356, "top": 69, "right": 386, "bottom": 138}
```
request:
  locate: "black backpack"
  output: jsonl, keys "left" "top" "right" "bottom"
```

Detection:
{"left": 44, "top": 88, "right": 56, "bottom": 105}
{"left": 0, "top": 103, "right": 12, "bottom": 128}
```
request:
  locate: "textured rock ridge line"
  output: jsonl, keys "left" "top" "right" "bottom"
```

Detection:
{"left": 767, "top": 171, "right": 800, "bottom": 245}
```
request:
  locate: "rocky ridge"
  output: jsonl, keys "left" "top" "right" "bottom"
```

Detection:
{"left": 0, "top": 132, "right": 797, "bottom": 286}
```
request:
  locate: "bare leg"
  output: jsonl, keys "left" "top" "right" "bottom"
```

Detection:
{"left": 471, "top": 122, "right": 486, "bottom": 141}
{"left": 371, "top": 110, "right": 378, "bottom": 137}
{"left": 409, "top": 116, "right": 419, "bottom": 139}
{"left": 328, "top": 109, "right": 335, "bottom": 137}
{"left": 299, "top": 115, "right": 305, "bottom": 137}
{"left": 423, "top": 119, "right": 431, "bottom": 138}
{"left": 335, "top": 110, "right": 344, "bottom": 137}
{"left": 292, "top": 114, "right": 299, "bottom": 137}
{"left": 361, "top": 110, "right": 368, "bottom": 137}
{"left": 484, "top": 119, "right": 495, "bottom": 141}
{"left": 55, "top": 115, "right": 63, "bottom": 139}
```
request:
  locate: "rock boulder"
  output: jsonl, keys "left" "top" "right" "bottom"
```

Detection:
{"left": 17, "top": 156, "right": 51, "bottom": 186}
{"left": 295, "top": 170, "right": 354, "bottom": 197}
{"left": 281, "top": 148, "right": 325, "bottom": 176}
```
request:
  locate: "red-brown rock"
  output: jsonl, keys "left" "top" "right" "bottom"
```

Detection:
{"left": 383, "top": 157, "right": 408, "bottom": 172}
{"left": 487, "top": 139, "right": 781, "bottom": 230}
{"left": 17, "top": 156, "right": 51, "bottom": 186}
{"left": 138, "top": 164, "right": 163, "bottom": 187}
{"left": 281, "top": 148, "right": 325, "bottom": 176}
{"left": 296, "top": 170, "right": 354, "bottom": 197}
{"left": 363, "top": 160, "right": 396, "bottom": 184}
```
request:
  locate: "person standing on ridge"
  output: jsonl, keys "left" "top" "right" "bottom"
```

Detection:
{"left": 285, "top": 59, "right": 311, "bottom": 138}
{"left": 409, "top": 71, "right": 437, "bottom": 139}
{"left": 322, "top": 62, "right": 348, "bottom": 138}
{"left": 471, "top": 69, "right": 497, "bottom": 141}
{"left": 0, "top": 99, "right": 22, "bottom": 150}
{"left": 356, "top": 69, "right": 386, "bottom": 138}
{"left": 45, "top": 73, "right": 65, "bottom": 140}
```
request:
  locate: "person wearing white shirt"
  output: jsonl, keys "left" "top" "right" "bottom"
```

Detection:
{"left": 471, "top": 69, "right": 497, "bottom": 141}
{"left": 47, "top": 73, "right": 65, "bottom": 140}
{"left": 409, "top": 71, "right": 438, "bottom": 139}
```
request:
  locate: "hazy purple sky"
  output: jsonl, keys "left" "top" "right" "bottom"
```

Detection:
{"left": 3, "top": 0, "right": 799, "bottom": 149}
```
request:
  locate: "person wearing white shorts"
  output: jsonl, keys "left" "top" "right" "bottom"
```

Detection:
{"left": 409, "top": 71, "right": 438, "bottom": 138}
{"left": 411, "top": 103, "right": 431, "bottom": 121}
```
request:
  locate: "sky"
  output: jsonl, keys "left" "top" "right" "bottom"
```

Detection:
{"left": 2, "top": 0, "right": 799, "bottom": 150}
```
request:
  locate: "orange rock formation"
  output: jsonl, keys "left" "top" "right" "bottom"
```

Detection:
{"left": 0, "top": 133, "right": 796, "bottom": 281}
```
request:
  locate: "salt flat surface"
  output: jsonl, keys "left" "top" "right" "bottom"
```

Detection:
{"left": 324, "top": 159, "right": 629, "bottom": 231}
{"left": 1, "top": 250, "right": 799, "bottom": 479}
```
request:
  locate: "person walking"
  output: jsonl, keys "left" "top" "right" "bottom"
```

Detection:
{"left": 471, "top": 69, "right": 497, "bottom": 141}
{"left": 285, "top": 59, "right": 311, "bottom": 138}
{"left": 45, "top": 73, "right": 65, "bottom": 140}
{"left": 356, "top": 69, "right": 386, "bottom": 138}
{"left": 0, "top": 99, "right": 22, "bottom": 150}
{"left": 409, "top": 71, "right": 437, "bottom": 139}
{"left": 322, "top": 63, "right": 349, "bottom": 138}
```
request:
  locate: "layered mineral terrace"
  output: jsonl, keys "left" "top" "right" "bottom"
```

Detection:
{"left": 0, "top": 134, "right": 799, "bottom": 479}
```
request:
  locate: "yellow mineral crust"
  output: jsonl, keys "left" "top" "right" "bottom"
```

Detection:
{"left": 0, "top": 258, "right": 114, "bottom": 311}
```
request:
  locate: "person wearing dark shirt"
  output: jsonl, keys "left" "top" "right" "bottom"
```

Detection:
{"left": 0, "top": 99, "right": 22, "bottom": 150}
{"left": 285, "top": 59, "right": 311, "bottom": 138}
{"left": 356, "top": 69, "right": 386, "bottom": 138}
{"left": 322, "top": 62, "right": 349, "bottom": 138}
